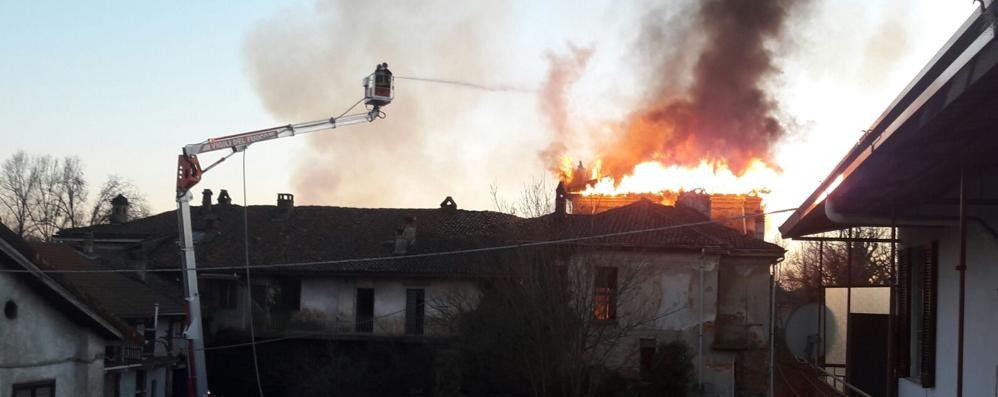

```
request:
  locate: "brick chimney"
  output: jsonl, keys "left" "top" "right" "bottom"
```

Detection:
{"left": 110, "top": 195, "right": 129, "bottom": 224}
{"left": 201, "top": 189, "right": 213, "bottom": 209}
{"left": 676, "top": 191, "right": 765, "bottom": 240}
{"left": 402, "top": 216, "right": 417, "bottom": 246}
{"left": 277, "top": 193, "right": 294, "bottom": 209}
{"left": 217, "top": 189, "right": 232, "bottom": 206}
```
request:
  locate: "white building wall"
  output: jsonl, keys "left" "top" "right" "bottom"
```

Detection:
{"left": 116, "top": 366, "right": 168, "bottom": 397}
{"left": 0, "top": 272, "right": 108, "bottom": 397}
{"left": 567, "top": 251, "right": 773, "bottom": 397}
{"left": 899, "top": 221, "right": 998, "bottom": 397}
{"left": 299, "top": 277, "right": 479, "bottom": 335}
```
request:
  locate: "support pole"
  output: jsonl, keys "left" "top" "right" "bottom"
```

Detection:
{"left": 957, "top": 165, "right": 968, "bottom": 397}
{"left": 178, "top": 191, "right": 209, "bottom": 397}
{"left": 887, "top": 221, "right": 897, "bottom": 397}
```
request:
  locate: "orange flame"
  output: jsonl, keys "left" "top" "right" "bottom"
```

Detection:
{"left": 561, "top": 158, "right": 775, "bottom": 198}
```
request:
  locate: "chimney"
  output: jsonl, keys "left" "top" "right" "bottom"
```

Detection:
{"left": 440, "top": 196, "right": 457, "bottom": 213}
{"left": 201, "top": 189, "right": 213, "bottom": 209}
{"left": 84, "top": 231, "right": 95, "bottom": 254}
{"left": 554, "top": 182, "right": 567, "bottom": 216}
{"left": 277, "top": 193, "right": 294, "bottom": 209}
{"left": 402, "top": 216, "right": 417, "bottom": 246}
{"left": 217, "top": 189, "right": 232, "bottom": 206}
{"left": 393, "top": 229, "right": 408, "bottom": 255}
{"left": 676, "top": 191, "right": 765, "bottom": 239}
{"left": 110, "top": 195, "right": 129, "bottom": 224}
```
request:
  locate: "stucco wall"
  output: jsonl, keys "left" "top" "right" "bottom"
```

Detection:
{"left": 300, "top": 277, "right": 479, "bottom": 336}
{"left": 898, "top": 221, "right": 998, "bottom": 397}
{"left": 566, "top": 250, "right": 773, "bottom": 397}
{"left": 0, "top": 272, "right": 107, "bottom": 397}
{"left": 116, "top": 366, "right": 168, "bottom": 397}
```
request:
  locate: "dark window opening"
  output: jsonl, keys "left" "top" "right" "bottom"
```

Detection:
{"left": 639, "top": 339, "right": 656, "bottom": 381}
{"left": 208, "top": 280, "right": 237, "bottom": 309}
{"left": 274, "top": 278, "right": 301, "bottom": 311}
{"left": 356, "top": 288, "right": 374, "bottom": 333}
{"left": 4, "top": 300, "right": 17, "bottom": 319}
{"left": 593, "top": 267, "right": 618, "bottom": 321}
{"left": 13, "top": 380, "right": 55, "bottom": 397}
{"left": 135, "top": 369, "right": 146, "bottom": 396}
{"left": 142, "top": 323, "right": 156, "bottom": 355}
{"left": 405, "top": 289, "right": 425, "bottom": 336}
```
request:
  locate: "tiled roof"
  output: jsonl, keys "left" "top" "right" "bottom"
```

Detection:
{"left": 59, "top": 199, "right": 781, "bottom": 275}
{"left": 60, "top": 204, "right": 521, "bottom": 275}
{"left": 0, "top": 224, "right": 125, "bottom": 339}
{"left": 31, "top": 243, "right": 186, "bottom": 319}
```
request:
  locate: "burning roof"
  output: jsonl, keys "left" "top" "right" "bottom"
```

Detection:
{"left": 543, "top": 0, "right": 802, "bottom": 199}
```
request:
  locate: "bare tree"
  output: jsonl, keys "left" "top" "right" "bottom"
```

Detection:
{"left": 491, "top": 177, "right": 554, "bottom": 218}
{"left": 88, "top": 175, "right": 150, "bottom": 225}
{"left": 54, "top": 156, "right": 89, "bottom": 229}
{"left": 432, "top": 250, "right": 671, "bottom": 397}
{"left": 29, "top": 155, "right": 64, "bottom": 240}
{"left": 780, "top": 227, "right": 893, "bottom": 302}
{"left": 0, "top": 151, "right": 44, "bottom": 238}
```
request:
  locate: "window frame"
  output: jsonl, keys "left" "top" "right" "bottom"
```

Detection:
{"left": 405, "top": 288, "right": 425, "bottom": 336}
{"left": 12, "top": 380, "right": 55, "bottom": 397}
{"left": 355, "top": 288, "right": 375, "bottom": 333}
{"left": 593, "top": 266, "right": 618, "bottom": 322}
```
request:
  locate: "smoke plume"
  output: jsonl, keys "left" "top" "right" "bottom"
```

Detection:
{"left": 579, "top": 0, "right": 804, "bottom": 182}
{"left": 538, "top": 44, "right": 594, "bottom": 178}
{"left": 242, "top": 0, "right": 537, "bottom": 208}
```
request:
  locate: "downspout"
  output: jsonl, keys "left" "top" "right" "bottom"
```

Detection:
{"left": 699, "top": 257, "right": 705, "bottom": 390}
{"left": 957, "top": 165, "right": 968, "bottom": 397}
{"left": 769, "top": 256, "right": 784, "bottom": 397}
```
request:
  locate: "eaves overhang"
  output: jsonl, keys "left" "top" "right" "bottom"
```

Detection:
{"left": 781, "top": 4, "right": 998, "bottom": 238}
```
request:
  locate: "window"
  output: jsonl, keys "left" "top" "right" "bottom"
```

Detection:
{"left": 593, "top": 267, "right": 618, "bottom": 321}
{"left": 142, "top": 322, "right": 157, "bottom": 355}
{"left": 898, "top": 242, "right": 937, "bottom": 386}
{"left": 274, "top": 278, "right": 301, "bottom": 311}
{"left": 405, "top": 289, "right": 425, "bottom": 336}
{"left": 208, "top": 280, "right": 237, "bottom": 309}
{"left": 135, "top": 369, "right": 146, "bottom": 396}
{"left": 356, "top": 288, "right": 374, "bottom": 333}
{"left": 12, "top": 381, "right": 55, "bottom": 397}
{"left": 639, "top": 339, "right": 656, "bottom": 381}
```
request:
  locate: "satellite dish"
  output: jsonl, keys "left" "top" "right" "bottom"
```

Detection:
{"left": 784, "top": 303, "right": 841, "bottom": 362}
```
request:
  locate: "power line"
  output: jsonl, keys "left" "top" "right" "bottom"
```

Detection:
{"left": 241, "top": 152, "right": 266, "bottom": 397}
{"left": 1, "top": 208, "right": 794, "bottom": 275}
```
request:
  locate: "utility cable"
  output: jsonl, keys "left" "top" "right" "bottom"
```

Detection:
{"left": 241, "top": 152, "right": 266, "bottom": 397}
{"left": 5, "top": 208, "right": 796, "bottom": 274}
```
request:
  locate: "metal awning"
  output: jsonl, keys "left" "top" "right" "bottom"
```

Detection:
{"left": 781, "top": 5, "right": 998, "bottom": 238}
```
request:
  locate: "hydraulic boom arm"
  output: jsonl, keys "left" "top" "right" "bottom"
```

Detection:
{"left": 176, "top": 63, "right": 393, "bottom": 397}
{"left": 176, "top": 62, "right": 394, "bottom": 193}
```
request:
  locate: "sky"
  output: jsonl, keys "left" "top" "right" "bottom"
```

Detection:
{"left": 0, "top": 1, "right": 979, "bottom": 240}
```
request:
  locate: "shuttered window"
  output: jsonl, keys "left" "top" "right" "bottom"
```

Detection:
{"left": 899, "top": 242, "right": 937, "bottom": 386}
{"left": 356, "top": 288, "right": 374, "bottom": 333}
{"left": 405, "top": 289, "right": 425, "bottom": 336}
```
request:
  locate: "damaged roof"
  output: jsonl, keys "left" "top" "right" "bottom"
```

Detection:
{"left": 58, "top": 199, "right": 782, "bottom": 276}
{"left": 513, "top": 199, "right": 783, "bottom": 254}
